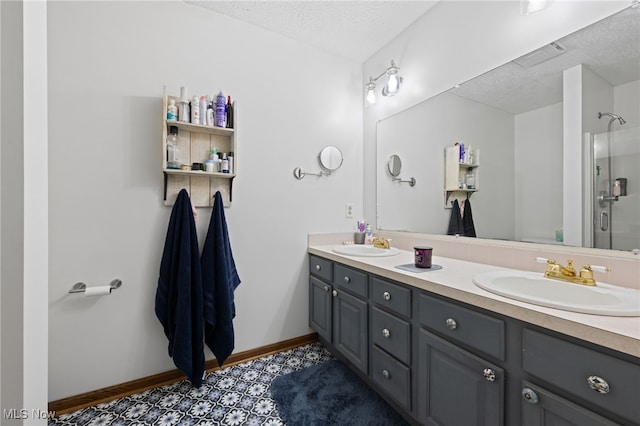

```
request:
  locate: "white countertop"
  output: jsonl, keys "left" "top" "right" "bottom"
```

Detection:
{"left": 308, "top": 244, "right": 640, "bottom": 358}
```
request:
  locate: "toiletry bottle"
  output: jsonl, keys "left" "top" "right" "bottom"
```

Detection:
{"left": 167, "top": 99, "right": 178, "bottom": 121}
{"left": 191, "top": 96, "right": 200, "bottom": 125}
{"left": 166, "top": 126, "right": 180, "bottom": 169}
{"left": 226, "top": 96, "right": 234, "bottom": 128}
{"left": 228, "top": 152, "right": 234, "bottom": 174}
{"left": 199, "top": 96, "right": 207, "bottom": 126}
{"left": 221, "top": 153, "right": 229, "bottom": 173}
{"left": 365, "top": 225, "right": 374, "bottom": 245}
{"left": 215, "top": 91, "right": 226, "bottom": 127}
{"left": 206, "top": 101, "right": 214, "bottom": 126}
{"left": 178, "top": 86, "right": 190, "bottom": 123}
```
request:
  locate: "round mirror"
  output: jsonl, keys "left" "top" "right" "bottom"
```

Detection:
{"left": 388, "top": 154, "right": 402, "bottom": 177}
{"left": 319, "top": 146, "right": 343, "bottom": 171}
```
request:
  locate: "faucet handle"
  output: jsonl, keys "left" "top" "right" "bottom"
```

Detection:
{"left": 585, "top": 264, "right": 610, "bottom": 273}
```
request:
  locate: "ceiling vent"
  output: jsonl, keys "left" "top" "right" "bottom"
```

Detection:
{"left": 512, "top": 41, "right": 567, "bottom": 68}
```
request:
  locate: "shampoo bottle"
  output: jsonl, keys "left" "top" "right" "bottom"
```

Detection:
{"left": 215, "top": 91, "right": 226, "bottom": 127}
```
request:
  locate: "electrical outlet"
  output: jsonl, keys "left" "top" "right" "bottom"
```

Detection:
{"left": 345, "top": 203, "right": 353, "bottom": 218}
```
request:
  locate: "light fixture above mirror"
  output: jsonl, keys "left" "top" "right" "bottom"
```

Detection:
{"left": 366, "top": 60, "right": 403, "bottom": 104}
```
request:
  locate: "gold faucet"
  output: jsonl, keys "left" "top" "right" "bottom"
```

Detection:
{"left": 371, "top": 237, "right": 391, "bottom": 249}
{"left": 542, "top": 259, "right": 600, "bottom": 286}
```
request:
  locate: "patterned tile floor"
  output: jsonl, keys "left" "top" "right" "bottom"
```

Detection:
{"left": 50, "top": 342, "right": 335, "bottom": 426}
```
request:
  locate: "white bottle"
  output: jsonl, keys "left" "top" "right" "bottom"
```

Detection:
{"left": 178, "top": 85, "right": 190, "bottom": 123}
{"left": 199, "top": 96, "right": 207, "bottom": 126}
{"left": 365, "top": 225, "right": 374, "bottom": 245}
{"left": 191, "top": 96, "right": 200, "bottom": 125}
{"left": 167, "top": 99, "right": 178, "bottom": 121}
{"left": 228, "top": 152, "right": 234, "bottom": 174}
{"left": 221, "top": 153, "right": 229, "bottom": 173}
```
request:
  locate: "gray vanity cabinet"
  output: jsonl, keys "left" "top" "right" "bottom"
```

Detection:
{"left": 309, "top": 276, "right": 332, "bottom": 342}
{"left": 333, "top": 288, "right": 368, "bottom": 373}
{"left": 307, "top": 253, "right": 640, "bottom": 426}
{"left": 521, "top": 381, "right": 620, "bottom": 426}
{"left": 309, "top": 255, "right": 369, "bottom": 374}
{"left": 417, "top": 329, "right": 504, "bottom": 425}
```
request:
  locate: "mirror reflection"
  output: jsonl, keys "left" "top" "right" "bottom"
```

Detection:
{"left": 376, "top": 7, "right": 639, "bottom": 252}
{"left": 388, "top": 155, "right": 402, "bottom": 177}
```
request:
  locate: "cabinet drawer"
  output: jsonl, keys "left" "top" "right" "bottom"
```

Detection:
{"left": 371, "top": 345, "right": 411, "bottom": 411}
{"left": 371, "top": 277, "right": 411, "bottom": 317}
{"left": 334, "top": 263, "right": 368, "bottom": 298}
{"left": 371, "top": 307, "right": 411, "bottom": 365}
{"left": 523, "top": 329, "right": 640, "bottom": 423}
{"left": 418, "top": 293, "right": 505, "bottom": 361}
{"left": 521, "top": 381, "right": 620, "bottom": 426}
{"left": 309, "top": 255, "right": 332, "bottom": 282}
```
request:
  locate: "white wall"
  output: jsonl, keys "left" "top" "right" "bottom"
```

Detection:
{"left": 1, "top": 0, "right": 25, "bottom": 421}
{"left": 377, "top": 92, "right": 514, "bottom": 239}
{"left": 363, "top": 0, "right": 629, "bottom": 229}
{"left": 47, "top": 1, "right": 362, "bottom": 400}
{"left": 514, "top": 102, "right": 563, "bottom": 243}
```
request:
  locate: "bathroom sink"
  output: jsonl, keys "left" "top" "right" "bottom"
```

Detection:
{"left": 332, "top": 245, "right": 400, "bottom": 257}
{"left": 473, "top": 270, "right": 640, "bottom": 316}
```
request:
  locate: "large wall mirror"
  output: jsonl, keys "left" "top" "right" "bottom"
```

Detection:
{"left": 377, "top": 6, "right": 639, "bottom": 252}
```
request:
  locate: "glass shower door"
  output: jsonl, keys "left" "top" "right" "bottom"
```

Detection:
{"left": 591, "top": 125, "right": 640, "bottom": 251}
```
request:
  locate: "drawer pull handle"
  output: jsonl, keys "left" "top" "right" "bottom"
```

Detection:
{"left": 382, "top": 328, "right": 390, "bottom": 338}
{"left": 445, "top": 318, "right": 458, "bottom": 330}
{"left": 382, "top": 369, "right": 390, "bottom": 379}
{"left": 315, "top": 265, "right": 321, "bottom": 271}
{"left": 521, "top": 388, "right": 539, "bottom": 404}
{"left": 587, "top": 376, "right": 610, "bottom": 394}
{"left": 323, "top": 285, "right": 330, "bottom": 292}
{"left": 483, "top": 368, "right": 496, "bottom": 382}
{"left": 344, "top": 276, "right": 351, "bottom": 283}
{"left": 332, "top": 290, "right": 338, "bottom": 297}
{"left": 383, "top": 291, "right": 391, "bottom": 301}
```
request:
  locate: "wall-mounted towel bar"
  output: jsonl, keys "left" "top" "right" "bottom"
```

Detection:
{"left": 69, "top": 279, "right": 122, "bottom": 294}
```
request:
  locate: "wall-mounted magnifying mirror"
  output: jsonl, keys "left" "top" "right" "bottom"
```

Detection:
{"left": 387, "top": 154, "right": 416, "bottom": 187}
{"left": 294, "top": 145, "right": 344, "bottom": 180}
{"left": 319, "top": 145, "right": 344, "bottom": 172}
{"left": 388, "top": 154, "right": 402, "bottom": 177}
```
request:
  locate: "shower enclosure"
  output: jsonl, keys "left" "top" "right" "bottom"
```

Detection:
{"left": 589, "top": 121, "right": 640, "bottom": 251}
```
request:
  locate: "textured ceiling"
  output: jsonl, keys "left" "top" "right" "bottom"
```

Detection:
{"left": 451, "top": 6, "right": 640, "bottom": 114}
{"left": 185, "top": 0, "right": 439, "bottom": 62}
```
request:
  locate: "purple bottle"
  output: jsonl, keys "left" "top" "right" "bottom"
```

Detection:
{"left": 215, "top": 91, "right": 226, "bottom": 127}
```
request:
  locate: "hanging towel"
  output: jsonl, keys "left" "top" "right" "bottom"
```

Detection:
{"left": 201, "top": 191, "right": 241, "bottom": 366}
{"left": 155, "top": 189, "right": 205, "bottom": 387}
{"left": 447, "top": 199, "right": 464, "bottom": 235}
{"left": 463, "top": 199, "right": 477, "bottom": 237}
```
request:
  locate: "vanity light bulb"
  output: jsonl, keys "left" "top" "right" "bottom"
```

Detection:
{"left": 366, "top": 89, "right": 376, "bottom": 104}
{"left": 387, "top": 74, "right": 399, "bottom": 94}
{"left": 521, "top": 0, "right": 549, "bottom": 15}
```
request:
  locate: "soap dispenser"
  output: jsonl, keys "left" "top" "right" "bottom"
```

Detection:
{"left": 365, "top": 225, "right": 374, "bottom": 245}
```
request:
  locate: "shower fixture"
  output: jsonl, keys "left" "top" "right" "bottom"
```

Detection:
{"left": 598, "top": 112, "right": 626, "bottom": 125}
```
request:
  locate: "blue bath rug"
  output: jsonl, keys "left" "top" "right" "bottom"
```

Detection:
{"left": 270, "top": 359, "right": 409, "bottom": 425}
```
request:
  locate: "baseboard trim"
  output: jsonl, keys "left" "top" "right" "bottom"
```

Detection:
{"left": 49, "top": 333, "right": 318, "bottom": 416}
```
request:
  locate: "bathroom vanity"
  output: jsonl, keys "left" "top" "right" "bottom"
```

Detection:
{"left": 308, "top": 241, "right": 640, "bottom": 426}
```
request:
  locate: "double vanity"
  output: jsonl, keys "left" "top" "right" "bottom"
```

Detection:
{"left": 307, "top": 233, "right": 640, "bottom": 425}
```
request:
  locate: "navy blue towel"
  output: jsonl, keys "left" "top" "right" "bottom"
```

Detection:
{"left": 155, "top": 189, "right": 205, "bottom": 387}
{"left": 462, "top": 199, "right": 476, "bottom": 237}
{"left": 201, "top": 191, "right": 241, "bottom": 366}
{"left": 447, "top": 199, "right": 464, "bottom": 235}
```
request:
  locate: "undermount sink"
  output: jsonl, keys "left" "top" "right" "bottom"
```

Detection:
{"left": 473, "top": 270, "right": 640, "bottom": 316}
{"left": 333, "top": 245, "right": 400, "bottom": 257}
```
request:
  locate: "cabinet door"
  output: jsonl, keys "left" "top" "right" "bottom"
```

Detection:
{"left": 309, "top": 276, "right": 332, "bottom": 342}
{"left": 521, "top": 381, "right": 619, "bottom": 426}
{"left": 333, "top": 289, "right": 368, "bottom": 374}
{"left": 418, "top": 329, "right": 504, "bottom": 426}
